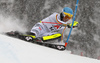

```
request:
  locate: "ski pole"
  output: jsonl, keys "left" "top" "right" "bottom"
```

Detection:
{"left": 65, "top": 0, "right": 79, "bottom": 47}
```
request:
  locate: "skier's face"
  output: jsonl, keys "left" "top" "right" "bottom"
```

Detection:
{"left": 63, "top": 15, "right": 72, "bottom": 22}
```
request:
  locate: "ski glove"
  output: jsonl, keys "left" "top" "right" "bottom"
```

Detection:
{"left": 67, "top": 21, "right": 79, "bottom": 28}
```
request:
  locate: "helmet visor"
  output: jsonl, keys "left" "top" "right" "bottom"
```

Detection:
{"left": 63, "top": 12, "right": 73, "bottom": 17}
{"left": 63, "top": 12, "right": 73, "bottom": 22}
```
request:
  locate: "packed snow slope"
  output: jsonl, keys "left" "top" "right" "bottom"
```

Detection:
{"left": 0, "top": 34, "right": 100, "bottom": 63}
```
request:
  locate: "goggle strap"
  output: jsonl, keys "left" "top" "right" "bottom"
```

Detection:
{"left": 62, "top": 12, "right": 66, "bottom": 17}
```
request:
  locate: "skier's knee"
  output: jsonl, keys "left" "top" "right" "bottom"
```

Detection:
{"left": 42, "top": 33, "right": 61, "bottom": 41}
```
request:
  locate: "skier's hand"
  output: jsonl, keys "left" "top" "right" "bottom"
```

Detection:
{"left": 67, "top": 21, "right": 79, "bottom": 28}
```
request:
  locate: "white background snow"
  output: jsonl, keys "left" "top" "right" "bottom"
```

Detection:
{"left": 0, "top": 34, "right": 100, "bottom": 63}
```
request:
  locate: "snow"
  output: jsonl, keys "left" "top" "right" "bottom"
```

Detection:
{"left": 0, "top": 34, "right": 100, "bottom": 63}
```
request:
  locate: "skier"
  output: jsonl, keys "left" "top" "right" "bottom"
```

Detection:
{"left": 7, "top": 7, "right": 78, "bottom": 44}
{"left": 6, "top": 7, "right": 79, "bottom": 50}
{"left": 24, "top": 7, "right": 79, "bottom": 43}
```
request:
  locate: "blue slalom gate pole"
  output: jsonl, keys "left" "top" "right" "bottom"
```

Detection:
{"left": 65, "top": 0, "right": 79, "bottom": 47}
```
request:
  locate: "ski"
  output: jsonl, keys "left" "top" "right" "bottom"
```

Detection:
{"left": 5, "top": 31, "right": 66, "bottom": 51}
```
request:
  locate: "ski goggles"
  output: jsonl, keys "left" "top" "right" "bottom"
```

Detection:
{"left": 63, "top": 12, "right": 73, "bottom": 19}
